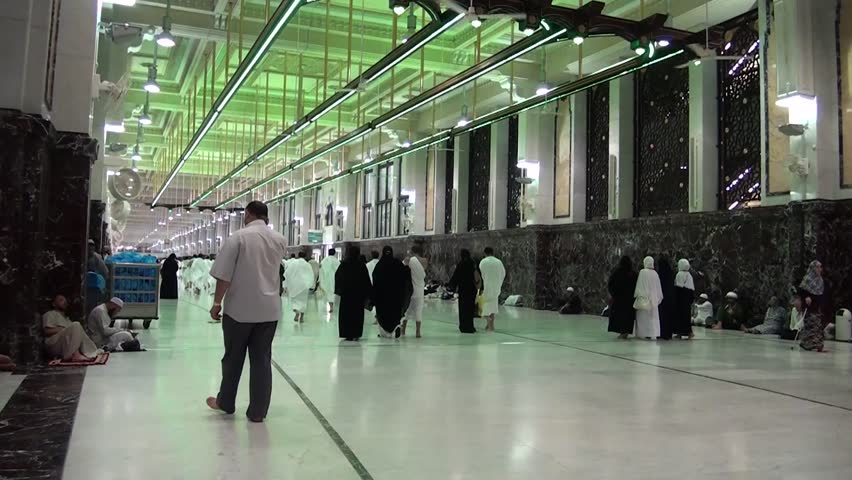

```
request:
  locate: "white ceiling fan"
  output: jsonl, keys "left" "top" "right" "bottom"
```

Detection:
{"left": 676, "top": 0, "right": 742, "bottom": 68}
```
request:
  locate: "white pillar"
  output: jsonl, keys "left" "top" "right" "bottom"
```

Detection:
{"left": 433, "top": 143, "right": 447, "bottom": 235}
{"left": 689, "top": 61, "right": 719, "bottom": 212}
{"left": 51, "top": 0, "right": 99, "bottom": 134}
{"left": 489, "top": 119, "right": 509, "bottom": 230}
{"left": 0, "top": 0, "right": 31, "bottom": 110}
{"left": 452, "top": 133, "right": 470, "bottom": 234}
{"left": 609, "top": 74, "right": 635, "bottom": 219}
{"left": 517, "top": 107, "right": 555, "bottom": 225}
{"left": 402, "top": 142, "right": 428, "bottom": 235}
{"left": 569, "top": 94, "right": 588, "bottom": 222}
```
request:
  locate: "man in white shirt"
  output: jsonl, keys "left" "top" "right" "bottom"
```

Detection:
{"left": 86, "top": 297, "right": 135, "bottom": 351}
{"left": 479, "top": 247, "right": 506, "bottom": 332}
{"left": 403, "top": 245, "right": 427, "bottom": 338}
{"left": 366, "top": 250, "right": 380, "bottom": 284}
{"left": 206, "top": 201, "right": 287, "bottom": 423}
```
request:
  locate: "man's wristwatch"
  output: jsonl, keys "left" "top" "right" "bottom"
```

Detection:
{"left": 213, "top": 302, "right": 222, "bottom": 307}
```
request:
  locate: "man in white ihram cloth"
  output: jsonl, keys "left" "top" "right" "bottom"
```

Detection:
{"left": 319, "top": 248, "right": 341, "bottom": 313}
{"left": 478, "top": 247, "right": 506, "bottom": 332}
{"left": 634, "top": 256, "right": 663, "bottom": 339}
{"left": 284, "top": 252, "right": 315, "bottom": 323}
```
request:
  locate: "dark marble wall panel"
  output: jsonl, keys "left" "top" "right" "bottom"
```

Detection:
{"left": 718, "top": 14, "right": 761, "bottom": 209}
{"left": 586, "top": 84, "right": 610, "bottom": 221}
{"left": 444, "top": 137, "right": 455, "bottom": 234}
{"left": 467, "top": 128, "right": 491, "bottom": 231}
{"left": 89, "top": 200, "right": 106, "bottom": 249}
{"left": 506, "top": 116, "right": 521, "bottom": 229}
{"left": 635, "top": 57, "right": 690, "bottom": 216}
{"left": 44, "top": 132, "right": 97, "bottom": 320}
{"left": 0, "top": 111, "right": 96, "bottom": 363}
{"left": 0, "top": 110, "right": 52, "bottom": 363}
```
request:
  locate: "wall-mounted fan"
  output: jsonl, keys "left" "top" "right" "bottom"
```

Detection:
{"left": 108, "top": 167, "right": 143, "bottom": 201}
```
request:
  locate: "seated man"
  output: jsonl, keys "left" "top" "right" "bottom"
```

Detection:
{"left": 747, "top": 296, "right": 788, "bottom": 335}
{"left": 559, "top": 287, "right": 583, "bottom": 315}
{"left": 710, "top": 292, "right": 747, "bottom": 331}
{"left": 691, "top": 293, "right": 714, "bottom": 326}
{"left": 43, "top": 295, "right": 101, "bottom": 361}
{"left": 87, "top": 297, "right": 136, "bottom": 351}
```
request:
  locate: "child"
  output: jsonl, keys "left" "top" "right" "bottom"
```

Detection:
{"left": 691, "top": 293, "right": 714, "bottom": 326}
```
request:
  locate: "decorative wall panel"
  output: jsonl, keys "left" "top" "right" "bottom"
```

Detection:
{"left": 444, "top": 137, "right": 454, "bottom": 234}
{"left": 586, "top": 83, "right": 610, "bottom": 221}
{"left": 764, "top": 0, "right": 792, "bottom": 194}
{"left": 839, "top": 0, "right": 852, "bottom": 187}
{"left": 506, "top": 115, "right": 521, "bottom": 229}
{"left": 718, "top": 14, "right": 762, "bottom": 209}
{"left": 554, "top": 99, "right": 572, "bottom": 218}
{"left": 467, "top": 127, "right": 490, "bottom": 231}
{"left": 635, "top": 57, "right": 689, "bottom": 217}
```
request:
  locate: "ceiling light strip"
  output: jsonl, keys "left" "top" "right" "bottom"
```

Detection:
{"left": 192, "top": 10, "right": 462, "bottom": 208}
{"left": 152, "top": 0, "right": 303, "bottom": 206}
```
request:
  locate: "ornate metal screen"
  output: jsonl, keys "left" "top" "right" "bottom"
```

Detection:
{"left": 718, "top": 13, "right": 761, "bottom": 209}
{"left": 634, "top": 57, "right": 689, "bottom": 217}
{"left": 507, "top": 115, "right": 521, "bottom": 228}
{"left": 444, "top": 137, "right": 455, "bottom": 234}
{"left": 467, "top": 128, "right": 490, "bottom": 231}
{"left": 586, "top": 83, "right": 610, "bottom": 220}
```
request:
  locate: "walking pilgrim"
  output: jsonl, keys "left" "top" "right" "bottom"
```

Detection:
{"left": 284, "top": 252, "right": 315, "bottom": 323}
{"left": 634, "top": 256, "right": 664, "bottom": 339}
{"left": 478, "top": 247, "right": 506, "bottom": 332}
{"left": 319, "top": 249, "right": 341, "bottom": 313}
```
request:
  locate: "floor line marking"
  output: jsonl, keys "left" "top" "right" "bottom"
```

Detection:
{"left": 476, "top": 325, "right": 852, "bottom": 414}
{"left": 272, "top": 359, "right": 374, "bottom": 480}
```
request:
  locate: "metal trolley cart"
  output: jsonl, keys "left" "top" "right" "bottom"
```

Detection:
{"left": 108, "top": 262, "right": 160, "bottom": 329}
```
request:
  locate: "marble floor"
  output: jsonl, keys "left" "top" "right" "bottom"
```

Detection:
{"left": 13, "top": 295, "right": 852, "bottom": 479}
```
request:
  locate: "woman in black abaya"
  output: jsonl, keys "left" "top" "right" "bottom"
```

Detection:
{"left": 335, "top": 246, "right": 372, "bottom": 341}
{"left": 656, "top": 256, "right": 676, "bottom": 340}
{"left": 371, "top": 246, "right": 408, "bottom": 338}
{"left": 448, "top": 249, "right": 478, "bottom": 333}
{"left": 607, "top": 256, "right": 637, "bottom": 339}
{"left": 160, "top": 253, "right": 179, "bottom": 299}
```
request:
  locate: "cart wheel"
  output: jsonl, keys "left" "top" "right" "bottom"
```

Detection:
{"left": 143, "top": 320, "right": 152, "bottom": 329}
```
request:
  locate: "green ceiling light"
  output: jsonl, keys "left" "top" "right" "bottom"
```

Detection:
{"left": 152, "top": 0, "right": 303, "bottom": 207}
{"left": 367, "top": 13, "right": 464, "bottom": 81}
{"left": 155, "top": 0, "right": 175, "bottom": 48}
{"left": 138, "top": 93, "right": 152, "bottom": 125}
{"left": 631, "top": 38, "right": 649, "bottom": 56}
{"left": 143, "top": 64, "right": 160, "bottom": 93}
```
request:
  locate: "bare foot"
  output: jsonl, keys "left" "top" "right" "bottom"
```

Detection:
{"left": 69, "top": 352, "right": 92, "bottom": 362}
{"left": 711, "top": 324, "right": 722, "bottom": 330}
{"left": 206, "top": 396, "right": 223, "bottom": 412}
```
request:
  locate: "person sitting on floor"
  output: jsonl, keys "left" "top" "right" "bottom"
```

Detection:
{"left": 43, "top": 295, "right": 101, "bottom": 361}
{"left": 0, "top": 354, "right": 14, "bottom": 372}
{"left": 709, "top": 292, "right": 747, "bottom": 331}
{"left": 747, "top": 296, "right": 788, "bottom": 335}
{"left": 559, "top": 287, "right": 583, "bottom": 314}
{"left": 692, "top": 293, "right": 714, "bottom": 326}
{"left": 87, "top": 297, "right": 137, "bottom": 352}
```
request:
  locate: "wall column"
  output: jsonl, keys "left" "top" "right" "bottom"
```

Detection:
{"left": 608, "top": 74, "right": 634, "bottom": 219}
{"left": 433, "top": 143, "right": 447, "bottom": 235}
{"left": 689, "top": 61, "right": 719, "bottom": 212}
{"left": 517, "top": 108, "right": 555, "bottom": 225}
{"left": 452, "top": 133, "right": 470, "bottom": 233}
{"left": 569, "top": 94, "right": 588, "bottom": 222}
{"left": 489, "top": 119, "right": 509, "bottom": 230}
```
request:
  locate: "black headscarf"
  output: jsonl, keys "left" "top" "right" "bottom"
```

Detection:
{"left": 449, "top": 249, "right": 477, "bottom": 295}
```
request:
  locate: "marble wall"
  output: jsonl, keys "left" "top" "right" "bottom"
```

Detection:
{"left": 0, "top": 110, "right": 96, "bottom": 363}
{"left": 325, "top": 200, "right": 852, "bottom": 322}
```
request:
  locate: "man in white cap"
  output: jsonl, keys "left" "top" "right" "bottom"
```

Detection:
{"left": 710, "top": 291, "right": 747, "bottom": 331}
{"left": 87, "top": 297, "right": 136, "bottom": 351}
{"left": 692, "top": 293, "right": 714, "bottom": 326}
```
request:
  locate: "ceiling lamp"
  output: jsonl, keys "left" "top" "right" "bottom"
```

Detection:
{"left": 139, "top": 93, "right": 152, "bottom": 125}
{"left": 391, "top": 0, "right": 408, "bottom": 16}
{"left": 519, "top": 14, "right": 540, "bottom": 36}
{"left": 156, "top": 0, "right": 175, "bottom": 48}
{"left": 471, "top": 17, "right": 482, "bottom": 29}
{"left": 131, "top": 144, "right": 142, "bottom": 162}
{"left": 656, "top": 38, "right": 671, "bottom": 47}
{"left": 535, "top": 84, "right": 550, "bottom": 96}
{"left": 143, "top": 64, "right": 160, "bottom": 93}
{"left": 572, "top": 25, "right": 587, "bottom": 45}
{"left": 457, "top": 104, "right": 470, "bottom": 127}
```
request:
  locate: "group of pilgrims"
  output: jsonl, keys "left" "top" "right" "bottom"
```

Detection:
{"left": 606, "top": 255, "right": 830, "bottom": 352}
{"left": 280, "top": 246, "right": 505, "bottom": 341}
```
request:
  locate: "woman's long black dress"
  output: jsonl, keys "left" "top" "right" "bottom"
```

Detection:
{"left": 607, "top": 268, "right": 637, "bottom": 334}
{"left": 372, "top": 255, "right": 408, "bottom": 336}
{"left": 673, "top": 286, "right": 695, "bottom": 337}
{"left": 160, "top": 254, "right": 179, "bottom": 299}
{"left": 657, "top": 258, "right": 676, "bottom": 339}
{"left": 335, "top": 258, "right": 372, "bottom": 340}
{"left": 448, "top": 258, "right": 478, "bottom": 333}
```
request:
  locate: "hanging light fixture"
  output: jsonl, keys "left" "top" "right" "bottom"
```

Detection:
{"left": 139, "top": 93, "right": 152, "bottom": 125}
{"left": 457, "top": 104, "right": 470, "bottom": 127}
{"left": 535, "top": 47, "right": 549, "bottom": 96}
{"left": 156, "top": 0, "right": 176, "bottom": 48}
{"left": 143, "top": 64, "right": 160, "bottom": 93}
{"left": 131, "top": 144, "right": 142, "bottom": 162}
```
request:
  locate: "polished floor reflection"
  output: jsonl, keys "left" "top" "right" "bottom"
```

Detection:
{"left": 59, "top": 296, "right": 852, "bottom": 480}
